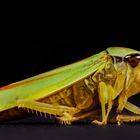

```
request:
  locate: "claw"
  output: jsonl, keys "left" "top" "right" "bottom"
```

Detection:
{"left": 92, "top": 120, "right": 107, "bottom": 125}
{"left": 56, "top": 112, "right": 75, "bottom": 125}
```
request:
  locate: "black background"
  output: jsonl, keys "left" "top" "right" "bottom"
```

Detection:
{"left": 0, "top": 31, "right": 129, "bottom": 87}
{"left": 1, "top": 31, "right": 140, "bottom": 140}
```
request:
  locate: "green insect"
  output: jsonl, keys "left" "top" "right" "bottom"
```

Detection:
{"left": 0, "top": 47, "right": 140, "bottom": 125}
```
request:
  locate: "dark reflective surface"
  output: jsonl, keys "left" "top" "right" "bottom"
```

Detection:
{"left": 0, "top": 116, "right": 140, "bottom": 140}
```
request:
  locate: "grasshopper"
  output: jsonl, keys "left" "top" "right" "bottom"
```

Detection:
{"left": 0, "top": 47, "right": 140, "bottom": 125}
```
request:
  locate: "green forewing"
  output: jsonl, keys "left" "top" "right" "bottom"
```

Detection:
{"left": 0, "top": 50, "right": 107, "bottom": 111}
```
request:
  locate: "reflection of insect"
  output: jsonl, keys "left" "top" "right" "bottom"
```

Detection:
{"left": 0, "top": 47, "right": 140, "bottom": 125}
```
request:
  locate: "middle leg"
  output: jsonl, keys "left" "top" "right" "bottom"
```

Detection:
{"left": 92, "top": 82, "right": 114, "bottom": 125}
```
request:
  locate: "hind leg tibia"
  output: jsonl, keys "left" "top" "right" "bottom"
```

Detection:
{"left": 17, "top": 100, "right": 79, "bottom": 124}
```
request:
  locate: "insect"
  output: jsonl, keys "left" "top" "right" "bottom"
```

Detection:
{"left": 0, "top": 47, "right": 140, "bottom": 125}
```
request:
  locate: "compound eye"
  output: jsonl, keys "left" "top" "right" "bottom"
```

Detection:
{"left": 124, "top": 54, "right": 140, "bottom": 68}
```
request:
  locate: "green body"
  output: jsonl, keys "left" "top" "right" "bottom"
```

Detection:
{"left": 0, "top": 47, "right": 139, "bottom": 112}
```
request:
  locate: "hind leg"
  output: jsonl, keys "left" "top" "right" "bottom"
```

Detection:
{"left": 17, "top": 100, "right": 79, "bottom": 124}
